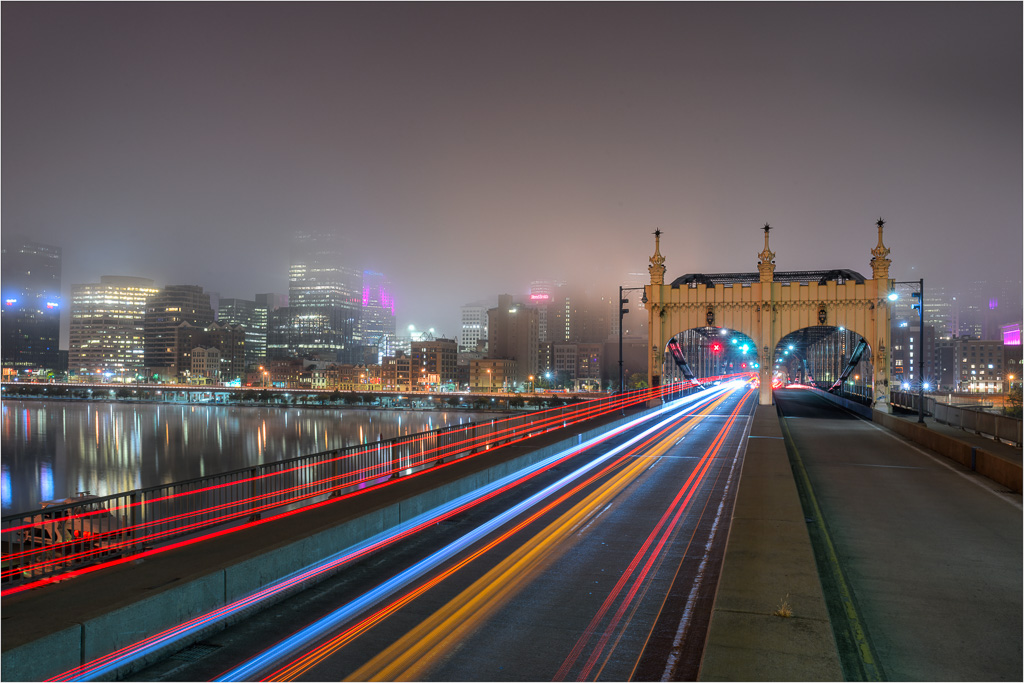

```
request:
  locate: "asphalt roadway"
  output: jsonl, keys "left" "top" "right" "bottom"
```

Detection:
{"left": 774, "top": 388, "right": 1022, "bottom": 681}
{"left": 124, "top": 384, "right": 757, "bottom": 681}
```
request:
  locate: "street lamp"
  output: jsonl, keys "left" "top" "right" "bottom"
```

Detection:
{"left": 892, "top": 278, "right": 926, "bottom": 424}
{"left": 619, "top": 285, "right": 648, "bottom": 395}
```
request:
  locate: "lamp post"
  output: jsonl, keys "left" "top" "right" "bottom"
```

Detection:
{"left": 892, "top": 279, "right": 926, "bottom": 424}
{"left": 619, "top": 285, "right": 648, "bottom": 395}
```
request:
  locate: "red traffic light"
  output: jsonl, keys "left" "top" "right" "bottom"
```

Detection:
{"left": 710, "top": 342, "right": 723, "bottom": 353}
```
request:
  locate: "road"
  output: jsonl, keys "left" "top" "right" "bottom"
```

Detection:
{"left": 126, "top": 382, "right": 758, "bottom": 682}
{"left": 776, "top": 388, "right": 1022, "bottom": 681}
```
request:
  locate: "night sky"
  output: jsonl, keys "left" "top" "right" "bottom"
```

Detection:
{"left": 3, "top": 3, "right": 1021, "bottom": 343}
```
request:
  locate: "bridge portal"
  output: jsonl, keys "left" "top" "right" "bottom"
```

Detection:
{"left": 645, "top": 222, "right": 894, "bottom": 409}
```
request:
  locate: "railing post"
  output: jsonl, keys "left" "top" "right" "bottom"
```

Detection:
{"left": 248, "top": 467, "right": 261, "bottom": 521}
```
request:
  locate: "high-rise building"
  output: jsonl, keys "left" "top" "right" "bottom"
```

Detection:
{"left": 218, "top": 298, "right": 265, "bottom": 367}
{"left": 359, "top": 270, "right": 397, "bottom": 361}
{"left": 144, "top": 285, "right": 215, "bottom": 379}
{"left": 460, "top": 300, "right": 491, "bottom": 352}
{"left": 488, "top": 294, "right": 539, "bottom": 384}
{"left": 1, "top": 237, "right": 62, "bottom": 376}
{"left": 286, "top": 232, "right": 362, "bottom": 362}
{"left": 175, "top": 321, "right": 247, "bottom": 382}
{"left": 69, "top": 276, "right": 160, "bottom": 380}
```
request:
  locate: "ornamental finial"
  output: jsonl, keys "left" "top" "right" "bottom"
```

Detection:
{"left": 758, "top": 223, "right": 776, "bottom": 283}
{"left": 649, "top": 228, "right": 666, "bottom": 285}
{"left": 871, "top": 217, "right": 891, "bottom": 280}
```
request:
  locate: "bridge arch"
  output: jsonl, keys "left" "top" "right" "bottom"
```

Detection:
{"left": 644, "top": 222, "right": 895, "bottom": 408}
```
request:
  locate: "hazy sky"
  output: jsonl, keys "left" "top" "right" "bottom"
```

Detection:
{"left": 3, "top": 3, "right": 1021, "bottom": 342}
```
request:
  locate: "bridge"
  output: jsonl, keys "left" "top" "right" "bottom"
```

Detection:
{"left": 644, "top": 221, "right": 894, "bottom": 408}
{"left": 2, "top": 226, "right": 1021, "bottom": 682}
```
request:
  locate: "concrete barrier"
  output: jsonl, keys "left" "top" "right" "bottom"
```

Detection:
{"left": 808, "top": 387, "right": 1021, "bottom": 494}
{"left": 871, "top": 410, "right": 1022, "bottom": 493}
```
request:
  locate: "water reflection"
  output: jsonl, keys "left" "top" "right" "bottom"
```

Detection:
{"left": 1, "top": 400, "right": 500, "bottom": 514}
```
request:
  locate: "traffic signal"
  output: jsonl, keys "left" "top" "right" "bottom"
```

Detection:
{"left": 620, "top": 298, "right": 629, "bottom": 316}
{"left": 710, "top": 342, "right": 723, "bottom": 353}
{"left": 911, "top": 291, "right": 922, "bottom": 315}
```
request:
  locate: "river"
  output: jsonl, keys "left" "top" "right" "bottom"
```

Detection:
{"left": 0, "top": 400, "right": 504, "bottom": 514}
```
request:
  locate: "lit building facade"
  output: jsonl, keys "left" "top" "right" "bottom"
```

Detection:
{"left": 934, "top": 337, "right": 1011, "bottom": 393}
{"left": 469, "top": 358, "right": 516, "bottom": 392}
{"left": 411, "top": 338, "right": 458, "bottom": 389}
{"left": 70, "top": 276, "right": 159, "bottom": 380}
{"left": 359, "top": 270, "right": 397, "bottom": 361}
{"left": 286, "top": 232, "right": 362, "bottom": 362}
{"left": 218, "top": 298, "right": 265, "bottom": 368}
{"left": 1, "top": 236, "right": 62, "bottom": 376}
{"left": 460, "top": 301, "right": 491, "bottom": 352}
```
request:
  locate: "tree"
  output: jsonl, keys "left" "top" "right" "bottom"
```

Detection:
{"left": 627, "top": 372, "right": 648, "bottom": 390}
{"left": 1005, "top": 386, "right": 1022, "bottom": 419}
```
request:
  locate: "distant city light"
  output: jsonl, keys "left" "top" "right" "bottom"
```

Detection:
{"left": 4, "top": 299, "right": 16, "bottom": 306}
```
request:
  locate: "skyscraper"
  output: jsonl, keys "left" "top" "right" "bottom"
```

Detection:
{"left": 218, "top": 298, "right": 265, "bottom": 367}
{"left": 70, "top": 276, "right": 160, "bottom": 380}
{"left": 1, "top": 236, "right": 62, "bottom": 376}
{"left": 359, "top": 270, "right": 397, "bottom": 361}
{"left": 460, "top": 300, "right": 491, "bottom": 352}
{"left": 144, "top": 285, "right": 215, "bottom": 379}
{"left": 286, "top": 232, "right": 362, "bottom": 362}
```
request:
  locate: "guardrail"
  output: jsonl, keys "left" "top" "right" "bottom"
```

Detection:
{"left": 889, "top": 391, "right": 1022, "bottom": 446}
{"left": 1, "top": 385, "right": 681, "bottom": 590}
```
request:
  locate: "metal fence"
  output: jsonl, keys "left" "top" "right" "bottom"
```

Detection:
{"left": 888, "top": 391, "right": 1022, "bottom": 446}
{"left": 1, "top": 388, "right": 657, "bottom": 589}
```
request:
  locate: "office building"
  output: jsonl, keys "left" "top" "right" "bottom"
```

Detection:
{"left": 69, "top": 276, "right": 160, "bottom": 380}
{"left": 359, "top": 270, "right": 397, "bottom": 361}
{"left": 144, "top": 285, "right": 215, "bottom": 380}
{"left": 460, "top": 300, "right": 491, "bottom": 352}
{"left": 411, "top": 338, "right": 458, "bottom": 389}
{"left": 219, "top": 298, "right": 265, "bottom": 367}
{"left": 487, "top": 294, "right": 538, "bottom": 385}
{"left": 1, "top": 237, "right": 62, "bottom": 376}
{"left": 286, "top": 232, "right": 362, "bottom": 362}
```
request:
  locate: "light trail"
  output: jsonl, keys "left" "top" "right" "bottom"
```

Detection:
{"left": 271, "top": 392, "right": 736, "bottom": 682}
{"left": 6, "top": 383, "right": 691, "bottom": 591}
{"left": 562, "top": 387, "right": 753, "bottom": 681}
{"left": 46, "top": 385, "right": 725, "bottom": 682}
{"left": 213, "top": 386, "right": 736, "bottom": 682}
{"left": 343, "top": 391, "right": 741, "bottom": 683}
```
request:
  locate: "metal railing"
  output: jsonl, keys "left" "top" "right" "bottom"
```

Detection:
{"left": 1, "top": 387, "right": 664, "bottom": 589}
{"left": 889, "top": 391, "right": 1022, "bottom": 446}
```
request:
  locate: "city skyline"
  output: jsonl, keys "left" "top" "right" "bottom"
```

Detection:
{"left": 3, "top": 3, "right": 1021, "bottom": 339}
